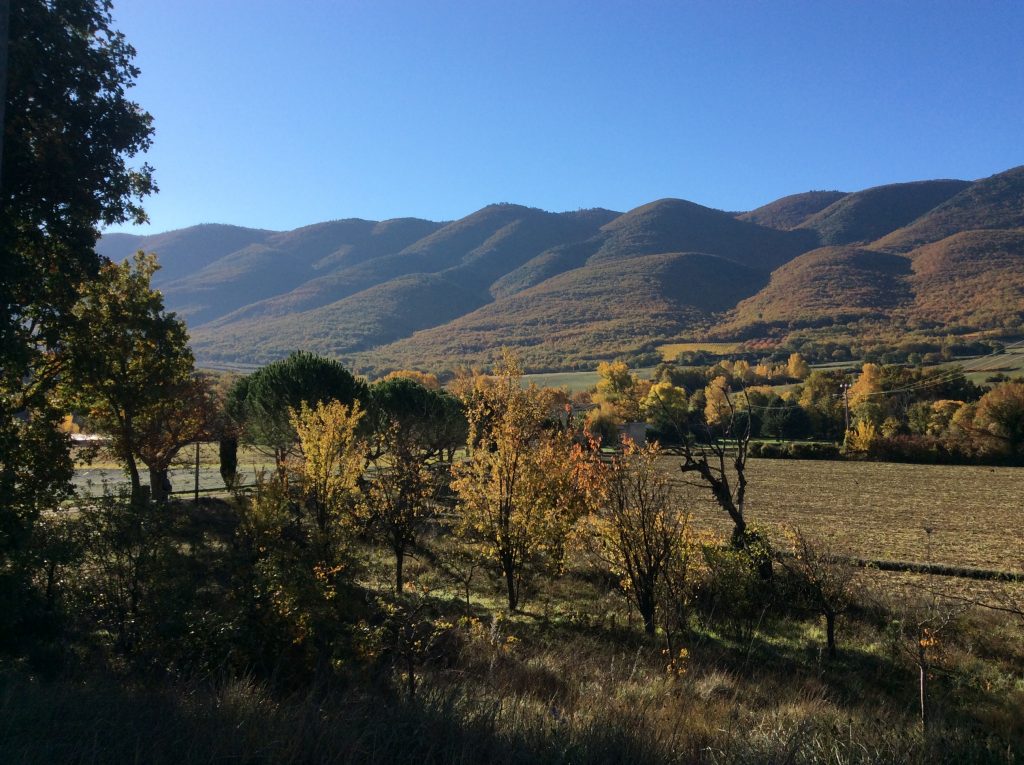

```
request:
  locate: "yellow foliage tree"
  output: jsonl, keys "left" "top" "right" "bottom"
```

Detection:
{"left": 848, "top": 363, "right": 883, "bottom": 409}
{"left": 288, "top": 399, "right": 366, "bottom": 567}
{"left": 642, "top": 380, "right": 689, "bottom": 437}
{"left": 382, "top": 369, "right": 441, "bottom": 390}
{"left": 594, "top": 360, "right": 647, "bottom": 422}
{"left": 844, "top": 419, "right": 879, "bottom": 457}
{"left": 451, "top": 351, "right": 599, "bottom": 611}
{"left": 786, "top": 352, "right": 810, "bottom": 380}
{"left": 703, "top": 375, "right": 732, "bottom": 426}
{"left": 241, "top": 398, "right": 366, "bottom": 654}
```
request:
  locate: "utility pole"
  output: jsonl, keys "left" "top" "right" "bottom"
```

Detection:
{"left": 841, "top": 383, "right": 851, "bottom": 432}
{"left": 0, "top": 0, "right": 9, "bottom": 185}
{"left": 194, "top": 441, "right": 200, "bottom": 502}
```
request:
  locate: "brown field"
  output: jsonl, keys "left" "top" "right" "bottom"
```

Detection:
{"left": 665, "top": 457, "right": 1024, "bottom": 573}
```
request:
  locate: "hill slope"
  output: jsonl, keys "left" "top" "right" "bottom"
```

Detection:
{"left": 723, "top": 247, "right": 914, "bottom": 332}
{"left": 737, "top": 191, "right": 848, "bottom": 230}
{"left": 359, "top": 252, "right": 768, "bottom": 372}
{"left": 99, "top": 164, "right": 1024, "bottom": 372}
{"left": 795, "top": 179, "right": 970, "bottom": 246}
{"left": 873, "top": 166, "right": 1024, "bottom": 251}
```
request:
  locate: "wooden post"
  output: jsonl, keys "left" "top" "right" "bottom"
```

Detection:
{"left": 194, "top": 441, "right": 200, "bottom": 502}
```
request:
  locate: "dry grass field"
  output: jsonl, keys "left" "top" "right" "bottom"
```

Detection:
{"left": 657, "top": 341, "right": 741, "bottom": 359}
{"left": 666, "top": 457, "right": 1024, "bottom": 573}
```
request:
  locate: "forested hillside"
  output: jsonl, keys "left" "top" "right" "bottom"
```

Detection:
{"left": 99, "top": 165, "right": 1024, "bottom": 373}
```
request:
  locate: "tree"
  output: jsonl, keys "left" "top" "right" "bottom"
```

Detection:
{"left": 847, "top": 364, "right": 880, "bottom": 413}
{"left": 240, "top": 399, "right": 365, "bottom": 660}
{"left": 674, "top": 379, "right": 762, "bottom": 559}
{"left": 797, "top": 371, "right": 845, "bottom": 440}
{"left": 451, "top": 352, "right": 598, "bottom": 611}
{"left": 134, "top": 375, "right": 220, "bottom": 501}
{"left": 228, "top": 351, "right": 368, "bottom": 473}
{"left": 381, "top": 369, "right": 441, "bottom": 390}
{"left": 786, "top": 352, "right": 810, "bottom": 380}
{"left": 778, "top": 529, "right": 857, "bottom": 658}
{"left": 589, "top": 440, "right": 687, "bottom": 636}
{"left": 63, "top": 252, "right": 193, "bottom": 504}
{"left": 973, "top": 381, "right": 1024, "bottom": 457}
{"left": 364, "top": 378, "right": 466, "bottom": 592}
{"left": 593, "top": 360, "right": 648, "bottom": 423}
{"left": 1, "top": 0, "right": 154, "bottom": 620}
{"left": 642, "top": 381, "right": 689, "bottom": 439}
{"left": 288, "top": 400, "right": 366, "bottom": 568}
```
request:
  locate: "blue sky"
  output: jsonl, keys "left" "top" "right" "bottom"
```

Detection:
{"left": 108, "top": 1, "right": 1024, "bottom": 234}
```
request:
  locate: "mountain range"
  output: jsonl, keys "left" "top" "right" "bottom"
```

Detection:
{"left": 99, "top": 165, "right": 1024, "bottom": 374}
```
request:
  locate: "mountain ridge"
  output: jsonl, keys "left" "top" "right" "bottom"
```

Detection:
{"left": 98, "top": 165, "right": 1024, "bottom": 373}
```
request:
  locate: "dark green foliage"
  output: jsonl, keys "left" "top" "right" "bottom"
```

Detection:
{"left": 228, "top": 351, "right": 368, "bottom": 461}
{"left": 760, "top": 401, "right": 813, "bottom": 441}
{"left": 748, "top": 441, "right": 842, "bottom": 460}
{"left": 219, "top": 436, "right": 238, "bottom": 487}
{"left": 368, "top": 377, "right": 467, "bottom": 458}
{"left": 1, "top": 0, "right": 153, "bottom": 638}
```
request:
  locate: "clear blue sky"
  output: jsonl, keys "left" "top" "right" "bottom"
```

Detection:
{"left": 107, "top": 0, "right": 1024, "bottom": 234}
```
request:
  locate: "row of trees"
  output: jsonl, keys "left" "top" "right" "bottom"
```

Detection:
{"left": 578, "top": 356, "right": 1023, "bottom": 463}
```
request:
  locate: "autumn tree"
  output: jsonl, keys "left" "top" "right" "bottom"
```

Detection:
{"left": 593, "top": 360, "right": 649, "bottom": 423}
{"left": 972, "top": 381, "right": 1024, "bottom": 457}
{"left": 241, "top": 399, "right": 365, "bottom": 659}
{"left": 63, "top": 252, "right": 194, "bottom": 505}
{"left": 288, "top": 400, "right": 366, "bottom": 564}
{"left": 641, "top": 381, "right": 689, "bottom": 439}
{"left": 134, "top": 375, "right": 221, "bottom": 501}
{"left": 848, "top": 362, "right": 884, "bottom": 426}
{"left": 786, "top": 352, "right": 810, "bottom": 380}
{"left": 797, "top": 370, "right": 845, "bottom": 440}
{"left": 589, "top": 440, "right": 687, "bottom": 635}
{"left": 451, "top": 352, "right": 598, "bottom": 611}
{"left": 381, "top": 369, "right": 441, "bottom": 390}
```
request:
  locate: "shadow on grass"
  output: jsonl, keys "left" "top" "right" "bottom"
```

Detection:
{"left": 0, "top": 670, "right": 680, "bottom": 765}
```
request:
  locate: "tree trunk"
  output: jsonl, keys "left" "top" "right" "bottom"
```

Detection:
{"left": 219, "top": 436, "right": 238, "bottom": 488}
{"left": 149, "top": 465, "right": 171, "bottom": 502}
{"left": 395, "top": 545, "right": 405, "bottom": 594}
{"left": 919, "top": 647, "right": 929, "bottom": 733}
{"left": 825, "top": 610, "right": 837, "bottom": 658}
{"left": 503, "top": 556, "right": 519, "bottom": 611}
{"left": 125, "top": 450, "right": 144, "bottom": 504}
{"left": 637, "top": 584, "right": 656, "bottom": 636}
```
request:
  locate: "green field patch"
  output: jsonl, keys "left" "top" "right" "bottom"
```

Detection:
{"left": 520, "top": 367, "right": 655, "bottom": 392}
